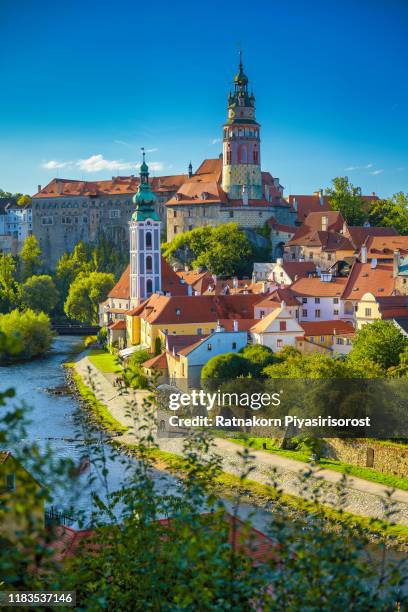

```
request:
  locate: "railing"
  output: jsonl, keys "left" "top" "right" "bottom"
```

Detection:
{"left": 45, "top": 506, "right": 75, "bottom": 527}
{"left": 51, "top": 323, "right": 100, "bottom": 336}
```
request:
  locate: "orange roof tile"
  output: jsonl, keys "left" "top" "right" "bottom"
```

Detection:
{"left": 300, "top": 320, "right": 355, "bottom": 336}
{"left": 281, "top": 261, "right": 316, "bottom": 279}
{"left": 108, "top": 265, "right": 130, "bottom": 299}
{"left": 365, "top": 236, "right": 408, "bottom": 259}
{"left": 109, "top": 259, "right": 189, "bottom": 302}
{"left": 142, "top": 352, "right": 168, "bottom": 369}
{"left": 346, "top": 226, "right": 397, "bottom": 250}
{"left": 109, "top": 320, "right": 126, "bottom": 330}
{"left": 255, "top": 287, "right": 301, "bottom": 308}
{"left": 291, "top": 276, "right": 348, "bottom": 298}
{"left": 342, "top": 262, "right": 395, "bottom": 299}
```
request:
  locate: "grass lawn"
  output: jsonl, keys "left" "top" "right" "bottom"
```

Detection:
{"left": 227, "top": 437, "right": 408, "bottom": 492}
{"left": 88, "top": 348, "right": 122, "bottom": 374}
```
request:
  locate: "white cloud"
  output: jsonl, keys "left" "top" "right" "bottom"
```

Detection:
{"left": 369, "top": 169, "right": 384, "bottom": 175}
{"left": 77, "top": 154, "right": 134, "bottom": 173}
{"left": 345, "top": 162, "right": 373, "bottom": 171}
{"left": 141, "top": 161, "right": 164, "bottom": 172}
{"left": 145, "top": 148, "right": 158, "bottom": 153}
{"left": 42, "top": 160, "right": 71, "bottom": 169}
{"left": 211, "top": 138, "right": 221, "bottom": 145}
{"left": 114, "top": 140, "right": 131, "bottom": 147}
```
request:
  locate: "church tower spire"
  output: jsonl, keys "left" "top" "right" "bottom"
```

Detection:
{"left": 221, "top": 53, "right": 262, "bottom": 200}
{"left": 129, "top": 149, "right": 161, "bottom": 306}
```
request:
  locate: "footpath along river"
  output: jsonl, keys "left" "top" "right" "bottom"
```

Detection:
{"left": 1, "top": 335, "right": 406, "bottom": 594}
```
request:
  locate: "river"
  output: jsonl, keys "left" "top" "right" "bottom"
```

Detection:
{"left": 0, "top": 335, "right": 174, "bottom": 527}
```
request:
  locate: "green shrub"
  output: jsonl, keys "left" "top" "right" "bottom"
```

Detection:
{"left": 0, "top": 309, "right": 53, "bottom": 361}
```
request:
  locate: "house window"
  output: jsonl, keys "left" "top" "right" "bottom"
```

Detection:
{"left": 260, "top": 310, "right": 265, "bottom": 318}
{"left": 197, "top": 328, "right": 203, "bottom": 335}
{"left": 146, "top": 255, "right": 153, "bottom": 272}
{"left": 333, "top": 309, "right": 339, "bottom": 315}
{"left": 302, "top": 309, "right": 307, "bottom": 317}
{"left": 327, "top": 253, "right": 332, "bottom": 261}
{"left": 315, "top": 309, "right": 321, "bottom": 318}
{"left": 174, "top": 226, "right": 179, "bottom": 234}
{"left": 333, "top": 298, "right": 339, "bottom": 304}
{"left": 320, "top": 336, "right": 325, "bottom": 343}
{"left": 232, "top": 342, "right": 237, "bottom": 349}
{"left": 365, "top": 308, "right": 372, "bottom": 317}
{"left": 146, "top": 279, "right": 153, "bottom": 295}
{"left": 302, "top": 297, "right": 307, "bottom": 304}
{"left": 229, "top": 211, "right": 234, "bottom": 218}
{"left": 176, "top": 308, "right": 181, "bottom": 316}
{"left": 279, "top": 321, "right": 287, "bottom": 331}
{"left": 277, "top": 339, "right": 283, "bottom": 348}
{"left": 109, "top": 209, "right": 120, "bottom": 219}
{"left": 41, "top": 216, "right": 53, "bottom": 225}
{"left": 315, "top": 298, "right": 320, "bottom": 304}
{"left": 6, "top": 472, "right": 16, "bottom": 491}
{"left": 61, "top": 216, "right": 72, "bottom": 224}
{"left": 309, "top": 252, "right": 313, "bottom": 259}
{"left": 173, "top": 210, "right": 177, "bottom": 218}
{"left": 207, "top": 343, "right": 212, "bottom": 351}
{"left": 146, "top": 232, "right": 152, "bottom": 249}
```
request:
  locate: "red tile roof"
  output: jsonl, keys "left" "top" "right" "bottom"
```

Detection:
{"left": 300, "top": 320, "right": 355, "bottom": 336}
{"left": 142, "top": 352, "right": 168, "bottom": 369}
{"left": 376, "top": 296, "right": 408, "bottom": 319}
{"left": 291, "top": 276, "right": 348, "bottom": 298}
{"left": 346, "top": 226, "right": 397, "bottom": 250}
{"left": 255, "top": 287, "right": 301, "bottom": 308}
{"left": 135, "top": 294, "right": 263, "bottom": 325}
{"left": 108, "top": 265, "right": 130, "bottom": 299}
{"left": 342, "top": 262, "right": 396, "bottom": 300}
{"left": 108, "top": 320, "right": 126, "bottom": 330}
{"left": 165, "top": 334, "right": 207, "bottom": 353}
{"left": 281, "top": 261, "right": 316, "bottom": 280}
{"left": 288, "top": 194, "right": 331, "bottom": 222}
{"left": 33, "top": 174, "right": 187, "bottom": 199}
{"left": 288, "top": 229, "right": 354, "bottom": 251}
{"left": 365, "top": 235, "right": 408, "bottom": 259}
{"left": 218, "top": 318, "right": 258, "bottom": 331}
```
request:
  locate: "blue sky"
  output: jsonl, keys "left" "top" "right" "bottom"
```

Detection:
{"left": 0, "top": 0, "right": 407, "bottom": 197}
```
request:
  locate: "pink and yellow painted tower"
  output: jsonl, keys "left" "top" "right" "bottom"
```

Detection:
{"left": 221, "top": 53, "right": 263, "bottom": 200}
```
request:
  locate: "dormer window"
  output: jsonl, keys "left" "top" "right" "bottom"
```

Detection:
{"left": 201, "top": 192, "right": 208, "bottom": 200}
{"left": 175, "top": 193, "right": 182, "bottom": 201}
{"left": 176, "top": 308, "right": 181, "bottom": 316}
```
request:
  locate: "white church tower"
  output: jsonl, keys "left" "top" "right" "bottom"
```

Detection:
{"left": 129, "top": 149, "right": 161, "bottom": 307}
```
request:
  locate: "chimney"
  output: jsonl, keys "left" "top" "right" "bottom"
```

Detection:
{"left": 216, "top": 320, "right": 224, "bottom": 333}
{"left": 187, "top": 284, "right": 193, "bottom": 296}
{"left": 319, "top": 189, "right": 324, "bottom": 206}
{"left": 56, "top": 180, "right": 63, "bottom": 195}
{"left": 276, "top": 257, "right": 283, "bottom": 265}
{"left": 393, "top": 249, "right": 400, "bottom": 278}
{"left": 212, "top": 274, "right": 217, "bottom": 285}
{"left": 370, "top": 258, "right": 378, "bottom": 270}
{"left": 233, "top": 320, "right": 239, "bottom": 332}
{"left": 292, "top": 197, "right": 298, "bottom": 212}
{"left": 188, "top": 161, "right": 193, "bottom": 179}
{"left": 37, "top": 184, "right": 42, "bottom": 193}
{"left": 361, "top": 244, "right": 368, "bottom": 264}
{"left": 252, "top": 271, "right": 257, "bottom": 284}
{"left": 342, "top": 221, "right": 347, "bottom": 235}
{"left": 280, "top": 300, "right": 286, "bottom": 309}
{"left": 242, "top": 183, "right": 249, "bottom": 206}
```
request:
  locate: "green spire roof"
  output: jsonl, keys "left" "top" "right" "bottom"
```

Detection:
{"left": 234, "top": 50, "right": 248, "bottom": 84}
{"left": 132, "top": 148, "right": 159, "bottom": 222}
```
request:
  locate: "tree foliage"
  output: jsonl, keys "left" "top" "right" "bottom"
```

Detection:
{"left": 201, "top": 353, "right": 252, "bottom": 389}
{"left": 325, "top": 176, "right": 366, "bottom": 225}
{"left": 163, "top": 223, "right": 256, "bottom": 276}
{"left": 349, "top": 320, "right": 408, "bottom": 371}
{"left": 64, "top": 271, "right": 115, "bottom": 324}
{"left": 0, "top": 309, "right": 53, "bottom": 361}
{"left": 368, "top": 192, "right": 408, "bottom": 235}
{"left": 0, "top": 253, "right": 20, "bottom": 313}
{"left": 17, "top": 194, "right": 32, "bottom": 207}
{"left": 21, "top": 275, "right": 59, "bottom": 314}
{"left": 19, "top": 235, "right": 42, "bottom": 281}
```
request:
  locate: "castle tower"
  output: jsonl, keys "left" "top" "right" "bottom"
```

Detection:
{"left": 129, "top": 149, "right": 161, "bottom": 307}
{"left": 221, "top": 52, "right": 262, "bottom": 200}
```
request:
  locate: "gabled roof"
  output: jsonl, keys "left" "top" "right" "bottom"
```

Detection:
{"left": 134, "top": 293, "right": 263, "bottom": 325}
{"left": 250, "top": 306, "right": 300, "bottom": 334}
{"left": 280, "top": 261, "right": 316, "bottom": 280}
{"left": 165, "top": 334, "right": 206, "bottom": 353}
{"left": 108, "top": 265, "right": 130, "bottom": 299}
{"left": 375, "top": 295, "right": 408, "bottom": 319}
{"left": 255, "top": 287, "right": 301, "bottom": 308}
{"left": 300, "top": 320, "right": 355, "bottom": 336}
{"left": 288, "top": 229, "right": 354, "bottom": 251}
{"left": 33, "top": 174, "right": 187, "bottom": 199}
{"left": 142, "top": 352, "right": 168, "bottom": 370}
{"left": 346, "top": 226, "right": 397, "bottom": 250}
{"left": 365, "top": 236, "right": 408, "bottom": 259}
{"left": 287, "top": 194, "right": 331, "bottom": 222}
{"left": 108, "top": 320, "right": 126, "bottom": 330}
{"left": 291, "top": 276, "right": 348, "bottom": 298}
{"left": 342, "top": 262, "right": 395, "bottom": 300}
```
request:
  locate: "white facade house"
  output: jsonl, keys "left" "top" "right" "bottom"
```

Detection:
{"left": 0, "top": 200, "right": 32, "bottom": 254}
{"left": 250, "top": 306, "right": 304, "bottom": 351}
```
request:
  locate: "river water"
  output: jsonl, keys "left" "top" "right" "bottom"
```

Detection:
{"left": 0, "top": 335, "right": 174, "bottom": 527}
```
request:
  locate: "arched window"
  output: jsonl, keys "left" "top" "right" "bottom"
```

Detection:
{"left": 146, "top": 255, "right": 153, "bottom": 272}
{"left": 238, "top": 145, "right": 247, "bottom": 164}
{"left": 146, "top": 232, "right": 152, "bottom": 249}
{"left": 146, "top": 279, "right": 153, "bottom": 295}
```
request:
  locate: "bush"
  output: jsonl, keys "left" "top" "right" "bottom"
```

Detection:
{"left": 201, "top": 353, "right": 251, "bottom": 390}
{"left": 0, "top": 309, "right": 53, "bottom": 361}
{"left": 240, "top": 344, "right": 275, "bottom": 376}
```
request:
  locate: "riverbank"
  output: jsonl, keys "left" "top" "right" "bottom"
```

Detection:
{"left": 67, "top": 353, "right": 408, "bottom": 548}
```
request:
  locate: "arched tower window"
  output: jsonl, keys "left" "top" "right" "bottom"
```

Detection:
{"left": 146, "top": 231, "right": 152, "bottom": 249}
{"left": 146, "top": 279, "right": 153, "bottom": 295}
{"left": 146, "top": 255, "right": 153, "bottom": 272}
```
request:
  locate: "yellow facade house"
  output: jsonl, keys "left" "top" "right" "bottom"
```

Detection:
{"left": 0, "top": 451, "right": 44, "bottom": 540}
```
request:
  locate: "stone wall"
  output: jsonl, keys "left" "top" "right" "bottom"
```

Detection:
{"left": 323, "top": 439, "right": 408, "bottom": 478}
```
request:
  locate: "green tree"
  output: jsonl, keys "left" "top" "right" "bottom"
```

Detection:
{"left": 20, "top": 275, "right": 59, "bottom": 314}
{"left": 19, "top": 235, "right": 42, "bottom": 281}
{"left": 64, "top": 271, "right": 115, "bottom": 324}
{"left": 201, "top": 353, "right": 251, "bottom": 390}
{"left": 348, "top": 320, "right": 408, "bottom": 371}
{"left": 0, "top": 309, "right": 53, "bottom": 361}
{"left": 240, "top": 344, "right": 275, "bottom": 376}
{"left": 17, "top": 194, "right": 32, "bottom": 207}
{"left": 368, "top": 192, "right": 408, "bottom": 234}
{"left": 325, "top": 176, "right": 366, "bottom": 225}
{"left": 0, "top": 253, "right": 20, "bottom": 313}
{"left": 55, "top": 242, "right": 93, "bottom": 303}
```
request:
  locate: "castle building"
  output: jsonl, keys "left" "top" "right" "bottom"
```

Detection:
{"left": 165, "top": 55, "right": 297, "bottom": 241}
{"left": 129, "top": 151, "right": 162, "bottom": 307}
